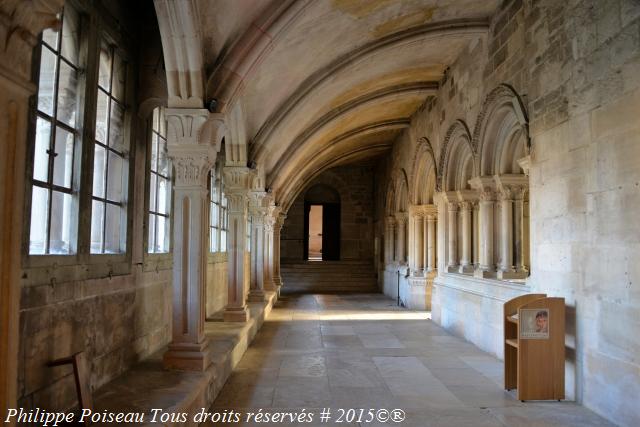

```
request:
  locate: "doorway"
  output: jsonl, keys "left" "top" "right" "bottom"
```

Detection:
{"left": 308, "top": 205, "right": 323, "bottom": 260}
{"left": 303, "top": 201, "right": 340, "bottom": 261}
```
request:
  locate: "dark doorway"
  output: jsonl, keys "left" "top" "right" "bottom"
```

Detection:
{"left": 303, "top": 201, "right": 340, "bottom": 261}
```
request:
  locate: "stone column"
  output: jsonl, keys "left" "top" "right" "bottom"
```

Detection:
{"left": 426, "top": 214, "right": 436, "bottom": 272}
{"left": 385, "top": 216, "right": 395, "bottom": 264}
{"left": 263, "top": 207, "right": 277, "bottom": 292}
{"left": 459, "top": 201, "right": 473, "bottom": 273}
{"left": 472, "top": 201, "right": 480, "bottom": 268}
{"left": 498, "top": 187, "right": 514, "bottom": 275}
{"left": 396, "top": 214, "right": 407, "bottom": 263}
{"left": 0, "top": 0, "right": 62, "bottom": 418}
{"left": 223, "top": 167, "right": 252, "bottom": 322}
{"left": 248, "top": 200, "right": 267, "bottom": 302}
{"left": 413, "top": 212, "right": 424, "bottom": 275}
{"left": 513, "top": 187, "right": 527, "bottom": 273}
{"left": 447, "top": 202, "right": 458, "bottom": 271}
{"left": 163, "top": 109, "right": 221, "bottom": 371}
{"left": 272, "top": 212, "right": 286, "bottom": 293}
{"left": 476, "top": 189, "right": 496, "bottom": 278}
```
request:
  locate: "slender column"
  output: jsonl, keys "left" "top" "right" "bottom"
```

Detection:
{"left": 476, "top": 189, "right": 496, "bottom": 276}
{"left": 263, "top": 208, "right": 277, "bottom": 291}
{"left": 498, "top": 188, "right": 514, "bottom": 273}
{"left": 423, "top": 214, "right": 428, "bottom": 274}
{"left": 0, "top": 0, "right": 63, "bottom": 417}
{"left": 385, "top": 216, "right": 395, "bottom": 264}
{"left": 459, "top": 201, "right": 473, "bottom": 273}
{"left": 164, "top": 109, "right": 222, "bottom": 370}
{"left": 472, "top": 202, "right": 480, "bottom": 268}
{"left": 223, "top": 167, "right": 252, "bottom": 322}
{"left": 513, "top": 187, "right": 527, "bottom": 273}
{"left": 426, "top": 214, "right": 436, "bottom": 272}
{"left": 413, "top": 213, "right": 424, "bottom": 275}
{"left": 272, "top": 212, "right": 286, "bottom": 292}
{"left": 447, "top": 202, "right": 458, "bottom": 270}
{"left": 248, "top": 202, "right": 267, "bottom": 302}
{"left": 396, "top": 215, "right": 407, "bottom": 263}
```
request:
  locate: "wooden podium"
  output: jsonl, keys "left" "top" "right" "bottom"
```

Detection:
{"left": 504, "top": 294, "right": 565, "bottom": 401}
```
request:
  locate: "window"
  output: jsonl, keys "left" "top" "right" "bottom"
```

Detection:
{"left": 209, "top": 167, "right": 228, "bottom": 253}
{"left": 90, "top": 40, "right": 129, "bottom": 254}
{"left": 148, "top": 107, "right": 171, "bottom": 253}
{"left": 29, "top": 6, "right": 81, "bottom": 254}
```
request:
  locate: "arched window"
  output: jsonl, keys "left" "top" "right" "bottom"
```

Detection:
{"left": 147, "top": 107, "right": 172, "bottom": 253}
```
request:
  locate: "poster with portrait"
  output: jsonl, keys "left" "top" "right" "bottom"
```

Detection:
{"left": 519, "top": 308, "right": 550, "bottom": 339}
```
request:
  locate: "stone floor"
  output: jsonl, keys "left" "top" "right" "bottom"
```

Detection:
{"left": 205, "top": 293, "right": 613, "bottom": 427}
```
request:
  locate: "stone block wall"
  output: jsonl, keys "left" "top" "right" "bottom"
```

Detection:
{"left": 375, "top": 1, "right": 640, "bottom": 425}
{"left": 206, "top": 255, "right": 228, "bottom": 318}
{"left": 282, "top": 163, "right": 375, "bottom": 261}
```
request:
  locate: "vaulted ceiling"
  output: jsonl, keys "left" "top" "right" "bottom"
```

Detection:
{"left": 159, "top": 0, "right": 500, "bottom": 209}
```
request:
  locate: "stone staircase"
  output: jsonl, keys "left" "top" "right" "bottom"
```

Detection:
{"left": 280, "top": 260, "right": 379, "bottom": 294}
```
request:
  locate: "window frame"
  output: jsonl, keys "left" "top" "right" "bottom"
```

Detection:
{"left": 145, "top": 106, "right": 173, "bottom": 256}
{"left": 209, "top": 165, "right": 228, "bottom": 254}
{"left": 22, "top": 0, "right": 138, "bottom": 277}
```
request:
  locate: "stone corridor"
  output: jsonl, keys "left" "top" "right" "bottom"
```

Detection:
{"left": 207, "top": 294, "right": 610, "bottom": 427}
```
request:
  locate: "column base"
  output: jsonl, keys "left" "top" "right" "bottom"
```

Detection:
{"left": 497, "top": 270, "right": 528, "bottom": 280}
{"left": 447, "top": 265, "right": 459, "bottom": 273}
{"left": 248, "top": 289, "right": 267, "bottom": 302}
{"left": 458, "top": 264, "right": 474, "bottom": 274}
{"left": 163, "top": 339, "right": 212, "bottom": 371}
{"left": 474, "top": 268, "right": 496, "bottom": 279}
{"left": 412, "top": 269, "right": 424, "bottom": 277}
{"left": 223, "top": 306, "right": 249, "bottom": 322}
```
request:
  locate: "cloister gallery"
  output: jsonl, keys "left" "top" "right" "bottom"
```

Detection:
{"left": 0, "top": 0, "right": 638, "bottom": 426}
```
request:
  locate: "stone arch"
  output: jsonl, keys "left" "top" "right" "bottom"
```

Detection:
{"left": 393, "top": 169, "right": 409, "bottom": 213}
{"left": 410, "top": 137, "right": 437, "bottom": 204}
{"left": 304, "top": 184, "right": 340, "bottom": 204}
{"left": 473, "top": 84, "right": 529, "bottom": 175}
{"left": 439, "top": 120, "right": 475, "bottom": 191}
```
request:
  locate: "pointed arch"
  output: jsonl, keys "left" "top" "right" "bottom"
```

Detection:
{"left": 438, "top": 120, "right": 475, "bottom": 191}
{"left": 472, "top": 84, "right": 530, "bottom": 175}
{"left": 410, "top": 137, "right": 437, "bottom": 204}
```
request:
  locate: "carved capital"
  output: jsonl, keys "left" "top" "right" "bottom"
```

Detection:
{"left": 225, "top": 191, "right": 248, "bottom": 212}
{"left": 386, "top": 216, "right": 396, "bottom": 227}
{"left": 171, "top": 154, "right": 213, "bottom": 187}
{"left": 478, "top": 189, "right": 495, "bottom": 202}
{"left": 223, "top": 166, "right": 254, "bottom": 193}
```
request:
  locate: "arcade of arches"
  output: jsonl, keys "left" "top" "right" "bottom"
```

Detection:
{"left": 0, "top": 1, "right": 639, "bottom": 426}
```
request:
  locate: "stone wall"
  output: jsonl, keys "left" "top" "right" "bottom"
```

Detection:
{"left": 206, "top": 255, "right": 228, "bottom": 318}
{"left": 281, "top": 163, "right": 375, "bottom": 261}
{"left": 375, "top": 1, "right": 640, "bottom": 425}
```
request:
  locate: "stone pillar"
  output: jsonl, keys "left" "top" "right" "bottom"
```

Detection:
{"left": 0, "top": 1, "right": 62, "bottom": 418}
{"left": 395, "top": 214, "right": 407, "bottom": 263}
{"left": 476, "top": 189, "right": 496, "bottom": 278}
{"left": 163, "top": 109, "right": 221, "bottom": 371}
{"left": 272, "top": 212, "right": 285, "bottom": 293}
{"left": 223, "top": 167, "right": 252, "bottom": 322}
{"left": 447, "top": 202, "right": 458, "bottom": 271}
{"left": 412, "top": 212, "right": 424, "bottom": 275}
{"left": 263, "top": 207, "right": 277, "bottom": 292}
{"left": 472, "top": 202, "right": 480, "bottom": 268}
{"left": 426, "top": 214, "right": 436, "bottom": 272}
{"left": 459, "top": 201, "right": 473, "bottom": 273}
{"left": 248, "top": 200, "right": 267, "bottom": 302}
{"left": 385, "top": 216, "right": 395, "bottom": 264}
{"left": 498, "top": 188, "right": 514, "bottom": 275}
{"left": 513, "top": 187, "right": 527, "bottom": 273}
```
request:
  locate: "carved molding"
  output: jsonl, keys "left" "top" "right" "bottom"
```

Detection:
{"left": 472, "top": 84, "right": 530, "bottom": 156}
{"left": 437, "top": 119, "right": 474, "bottom": 192}
{"left": 409, "top": 136, "right": 438, "bottom": 202}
